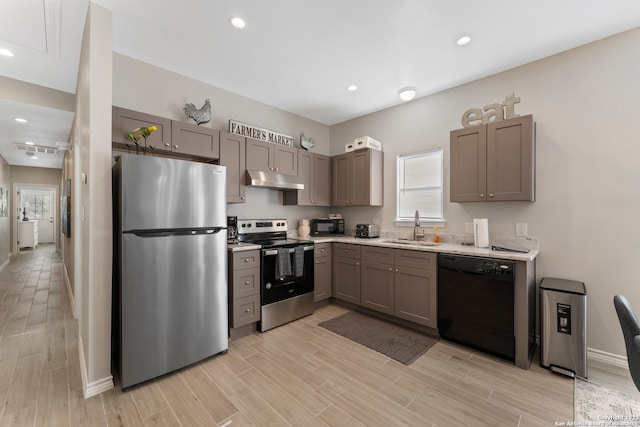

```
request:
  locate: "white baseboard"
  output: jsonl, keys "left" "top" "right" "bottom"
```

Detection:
{"left": 588, "top": 347, "right": 628, "bottom": 369}
{"left": 63, "top": 264, "right": 77, "bottom": 319}
{"left": 78, "top": 336, "right": 114, "bottom": 399}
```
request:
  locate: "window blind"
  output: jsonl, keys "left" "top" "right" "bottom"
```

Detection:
{"left": 396, "top": 149, "right": 443, "bottom": 221}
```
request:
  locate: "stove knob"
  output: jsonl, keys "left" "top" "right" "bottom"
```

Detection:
{"left": 266, "top": 282, "right": 272, "bottom": 290}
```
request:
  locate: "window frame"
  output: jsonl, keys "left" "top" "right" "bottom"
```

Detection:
{"left": 395, "top": 148, "right": 444, "bottom": 224}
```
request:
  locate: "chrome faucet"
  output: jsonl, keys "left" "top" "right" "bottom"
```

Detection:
{"left": 413, "top": 210, "right": 424, "bottom": 241}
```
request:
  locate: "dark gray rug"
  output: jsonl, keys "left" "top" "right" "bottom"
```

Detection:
{"left": 318, "top": 311, "right": 439, "bottom": 365}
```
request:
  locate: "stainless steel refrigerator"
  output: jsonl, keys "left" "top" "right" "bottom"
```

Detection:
{"left": 113, "top": 153, "right": 228, "bottom": 389}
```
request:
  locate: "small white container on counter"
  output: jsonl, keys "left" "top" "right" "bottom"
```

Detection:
{"left": 298, "top": 219, "right": 310, "bottom": 239}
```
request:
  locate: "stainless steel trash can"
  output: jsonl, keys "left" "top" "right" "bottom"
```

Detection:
{"left": 540, "top": 278, "right": 587, "bottom": 378}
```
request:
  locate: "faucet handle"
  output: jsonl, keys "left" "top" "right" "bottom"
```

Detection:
{"left": 414, "top": 210, "right": 420, "bottom": 226}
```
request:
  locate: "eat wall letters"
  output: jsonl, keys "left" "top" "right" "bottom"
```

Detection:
{"left": 461, "top": 93, "right": 521, "bottom": 128}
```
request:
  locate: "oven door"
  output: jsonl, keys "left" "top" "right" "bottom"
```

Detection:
{"left": 261, "top": 245, "right": 314, "bottom": 305}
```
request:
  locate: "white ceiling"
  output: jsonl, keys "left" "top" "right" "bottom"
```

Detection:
{"left": 1, "top": 0, "right": 640, "bottom": 168}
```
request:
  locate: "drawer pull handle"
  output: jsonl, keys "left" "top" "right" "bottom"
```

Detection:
{"left": 244, "top": 258, "right": 251, "bottom": 262}
{"left": 245, "top": 308, "right": 251, "bottom": 312}
{"left": 244, "top": 281, "right": 251, "bottom": 285}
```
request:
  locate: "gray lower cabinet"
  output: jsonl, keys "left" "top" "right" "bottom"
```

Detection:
{"left": 219, "top": 131, "right": 247, "bottom": 203}
{"left": 450, "top": 114, "right": 534, "bottom": 202}
{"left": 229, "top": 250, "right": 260, "bottom": 328}
{"left": 359, "top": 246, "right": 437, "bottom": 328}
{"left": 332, "top": 243, "right": 361, "bottom": 305}
{"left": 314, "top": 243, "right": 332, "bottom": 302}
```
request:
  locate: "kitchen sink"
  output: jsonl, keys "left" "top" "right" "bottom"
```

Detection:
{"left": 379, "top": 239, "right": 440, "bottom": 246}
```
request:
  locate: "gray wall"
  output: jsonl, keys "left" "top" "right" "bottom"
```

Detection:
{"left": 329, "top": 27, "right": 640, "bottom": 359}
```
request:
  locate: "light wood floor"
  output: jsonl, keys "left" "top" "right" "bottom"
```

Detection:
{"left": 0, "top": 245, "right": 634, "bottom": 426}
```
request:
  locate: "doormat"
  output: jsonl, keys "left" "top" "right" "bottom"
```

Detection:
{"left": 318, "top": 311, "right": 438, "bottom": 365}
{"left": 575, "top": 377, "right": 640, "bottom": 422}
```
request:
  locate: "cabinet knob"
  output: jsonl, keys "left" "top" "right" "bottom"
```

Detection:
{"left": 275, "top": 168, "right": 279, "bottom": 171}
{"left": 315, "top": 261, "right": 319, "bottom": 264}
{"left": 389, "top": 268, "right": 393, "bottom": 271}
{"left": 395, "top": 269, "right": 399, "bottom": 273}
{"left": 164, "top": 143, "right": 170, "bottom": 147}
{"left": 489, "top": 193, "right": 494, "bottom": 197}
{"left": 356, "top": 262, "right": 360, "bottom": 266}
{"left": 244, "top": 258, "right": 251, "bottom": 262}
{"left": 480, "top": 194, "right": 485, "bottom": 198}
{"left": 320, "top": 249, "right": 325, "bottom": 253}
{"left": 173, "top": 144, "right": 179, "bottom": 149}
{"left": 245, "top": 308, "right": 251, "bottom": 313}
{"left": 241, "top": 196, "right": 245, "bottom": 200}
{"left": 244, "top": 281, "right": 251, "bottom": 285}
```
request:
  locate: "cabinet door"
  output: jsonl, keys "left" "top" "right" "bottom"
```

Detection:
{"left": 450, "top": 126, "right": 487, "bottom": 202}
{"left": 112, "top": 106, "right": 172, "bottom": 151}
{"left": 351, "top": 149, "right": 371, "bottom": 206}
{"left": 219, "top": 132, "right": 246, "bottom": 203}
{"left": 245, "top": 139, "right": 273, "bottom": 171}
{"left": 487, "top": 115, "right": 534, "bottom": 201}
{"left": 314, "top": 255, "right": 332, "bottom": 302}
{"left": 298, "top": 150, "right": 313, "bottom": 205}
{"left": 313, "top": 153, "right": 332, "bottom": 206}
{"left": 331, "top": 153, "right": 350, "bottom": 206}
{"left": 273, "top": 145, "right": 298, "bottom": 176}
{"left": 394, "top": 267, "right": 437, "bottom": 328}
{"left": 332, "top": 256, "right": 361, "bottom": 305}
{"left": 361, "top": 261, "right": 394, "bottom": 315}
{"left": 171, "top": 121, "right": 220, "bottom": 159}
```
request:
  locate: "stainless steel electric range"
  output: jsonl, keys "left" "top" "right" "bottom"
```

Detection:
{"left": 237, "top": 219, "right": 314, "bottom": 331}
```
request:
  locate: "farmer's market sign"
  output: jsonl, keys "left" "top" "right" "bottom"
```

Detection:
{"left": 229, "top": 120, "right": 294, "bottom": 147}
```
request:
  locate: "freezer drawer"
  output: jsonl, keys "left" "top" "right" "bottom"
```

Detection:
{"left": 118, "top": 231, "right": 227, "bottom": 388}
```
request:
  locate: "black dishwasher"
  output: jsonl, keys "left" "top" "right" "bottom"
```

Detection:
{"left": 437, "top": 254, "right": 515, "bottom": 361}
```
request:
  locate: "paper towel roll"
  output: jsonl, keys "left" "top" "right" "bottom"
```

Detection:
{"left": 473, "top": 218, "right": 489, "bottom": 248}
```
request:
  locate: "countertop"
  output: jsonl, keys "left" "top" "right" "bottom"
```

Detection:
{"left": 307, "top": 236, "right": 539, "bottom": 262}
{"left": 229, "top": 235, "right": 539, "bottom": 262}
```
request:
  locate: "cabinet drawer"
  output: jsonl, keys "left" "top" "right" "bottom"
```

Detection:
{"left": 233, "top": 267, "right": 260, "bottom": 298}
{"left": 361, "top": 246, "right": 394, "bottom": 263}
{"left": 314, "top": 243, "right": 332, "bottom": 259}
{"left": 394, "top": 249, "right": 437, "bottom": 271}
{"left": 233, "top": 294, "right": 260, "bottom": 327}
{"left": 232, "top": 250, "right": 260, "bottom": 269}
{"left": 334, "top": 243, "right": 360, "bottom": 259}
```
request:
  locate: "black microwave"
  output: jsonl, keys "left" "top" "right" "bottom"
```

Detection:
{"left": 311, "top": 218, "right": 345, "bottom": 236}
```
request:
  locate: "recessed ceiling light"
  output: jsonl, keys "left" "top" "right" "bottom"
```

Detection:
{"left": 25, "top": 141, "right": 35, "bottom": 145}
{"left": 31, "top": 156, "right": 38, "bottom": 160}
{"left": 14, "top": 117, "right": 28, "bottom": 123}
{"left": 456, "top": 35, "right": 472, "bottom": 46}
{"left": 0, "top": 48, "right": 15, "bottom": 57}
{"left": 347, "top": 84, "right": 358, "bottom": 92}
{"left": 231, "top": 17, "right": 246, "bottom": 29}
{"left": 398, "top": 87, "right": 417, "bottom": 102}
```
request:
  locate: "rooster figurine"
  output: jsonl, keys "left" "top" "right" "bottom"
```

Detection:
{"left": 183, "top": 99, "right": 211, "bottom": 125}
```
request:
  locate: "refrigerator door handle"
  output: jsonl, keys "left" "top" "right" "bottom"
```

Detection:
{"left": 125, "top": 227, "right": 226, "bottom": 238}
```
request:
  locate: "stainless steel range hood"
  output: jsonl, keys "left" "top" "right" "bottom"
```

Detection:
{"left": 245, "top": 170, "right": 304, "bottom": 190}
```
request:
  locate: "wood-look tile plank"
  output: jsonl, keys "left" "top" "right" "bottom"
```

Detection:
{"left": 244, "top": 353, "right": 331, "bottom": 415}
{"left": 131, "top": 381, "right": 169, "bottom": 420}
{"left": 317, "top": 403, "right": 367, "bottom": 427}
{"left": 156, "top": 372, "right": 216, "bottom": 427}
{"left": 32, "top": 290, "right": 48, "bottom": 306}
{"left": 142, "top": 407, "right": 181, "bottom": 427}
{"left": 198, "top": 358, "right": 246, "bottom": 397}
{"left": 238, "top": 368, "right": 326, "bottom": 426}
{"left": 179, "top": 364, "right": 238, "bottom": 422}
{"left": 2, "top": 353, "right": 42, "bottom": 415}
{"left": 69, "top": 387, "right": 106, "bottom": 426}
{"left": 0, "top": 405, "right": 36, "bottom": 427}
{"left": 35, "top": 367, "right": 70, "bottom": 426}
{"left": 0, "top": 358, "right": 16, "bottom": 390}
{"left": 217, "top": 348, "right": 252, "bottom": 375}
{"left": 227, "top": 387, "right": 290, "bottom": 426}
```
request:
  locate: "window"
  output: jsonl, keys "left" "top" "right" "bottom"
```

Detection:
{"left": 396, "top": 149, "right": 444, "bottom": 222}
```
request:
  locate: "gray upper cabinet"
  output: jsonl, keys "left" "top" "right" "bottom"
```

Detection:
{"left": 219, "top": 131, "right": 247, "bottom": 203}
{"left": 331, "top": 148, "right": 383, "bottom": 207}
{"left": 283, "top": 151, "right": 331, "bottom": 206}
{"left": 450, "top": 115, "right": 535, "bottom": 202}
{"left": 112, "top": 106, "right": 220, "bottom": 160}
{"left": 112, "top": 106, "right": 172, "bottom": 149}
{"left": 246, "top": 139, "right": 297, "bottom": 176}
{"left": 171, "top": 121, "right": 220, "bottom": 159}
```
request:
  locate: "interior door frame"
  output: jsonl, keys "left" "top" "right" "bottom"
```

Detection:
{"left": 12, "top": 183, "right": 59, "bottom": 254}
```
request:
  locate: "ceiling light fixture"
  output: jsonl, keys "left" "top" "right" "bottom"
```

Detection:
{"left": 31, "top": 156, "right": 38, "bottom": 160}
{"left": 0, "top": 48, "right": 15, "bottom": 57}
{"left": 25, "top": 141, "right": 35, "bottom": 145}
{"left": 347, "top": 84, "right": 358, "bottom": 92}
{"left": 398, "top": 87, "right": 417, "bottom": 102}
{"left": 14, "top": 117, "right": 28, "bottom": 123}
{"left": 456, "top": 35, "right": 472, "bottom": 46}
{"left": 231, "top": 17, "right": 246, "bottom": 29}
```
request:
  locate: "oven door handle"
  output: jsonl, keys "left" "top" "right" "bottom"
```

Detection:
{"left": 263, "top": 246, "right": 314, "bottom": 256}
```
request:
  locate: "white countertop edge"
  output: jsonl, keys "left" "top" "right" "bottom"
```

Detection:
{"left": 227, "top": 242, "right": 262, "bottom": 252}
{"left": 306, "top": 236, "right": 539, "bottom": 262}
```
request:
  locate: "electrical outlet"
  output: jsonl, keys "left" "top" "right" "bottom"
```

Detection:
{"left": 465, "top": 222, "right": 474, "bottom": 233}
{"left": 516, "top": 222, "right": 528, "bottom": 237}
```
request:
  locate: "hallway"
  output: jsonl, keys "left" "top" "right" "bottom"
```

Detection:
{"left": 0, "top": 244, "right": 85, "bottom": 425}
